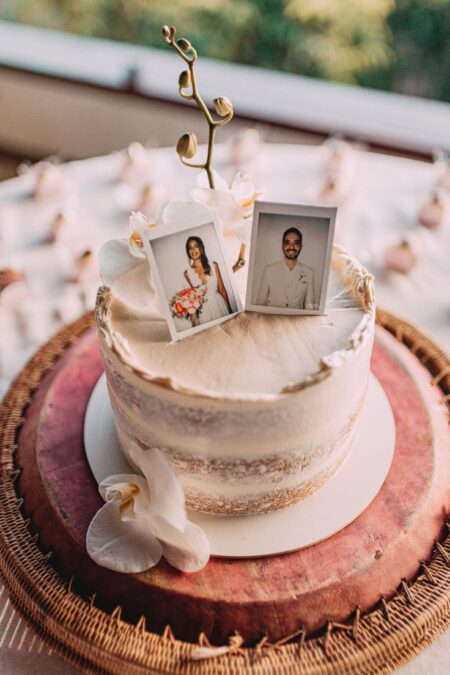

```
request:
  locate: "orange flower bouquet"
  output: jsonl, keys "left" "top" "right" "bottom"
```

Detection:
{"left": 170, "top": 287, "right": 206, "bottom": 321}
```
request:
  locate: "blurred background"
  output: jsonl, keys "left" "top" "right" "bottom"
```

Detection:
{"left": 0, "top": 0, "right": 449, "bottom": 172}
{"left": 2, "top": 0, "right": 449, "bottom": 100}
{"left": 0, "top": 4, "right": 449, "bottom": 672}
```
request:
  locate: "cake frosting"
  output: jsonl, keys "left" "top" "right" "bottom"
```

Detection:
{"left": 97, "top": 213, "right": 375, "bottom": 515}
{"left": 100, "top": 262, "right": 369, "bottom": 398}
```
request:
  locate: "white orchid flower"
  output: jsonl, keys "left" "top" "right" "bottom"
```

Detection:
{"left": 98, "top": 211, "right": 163, "bottom": 318}
{"left": 127, "top": 210, "right": 155, "bottom": 255}
{"left": 98, "top": 203, "right": 213, "bottom": 318}
{"left": 86, "top": 445, "right": 210, "bottom": 573}
{"left": 192, "top": 171, "right": 260, "bottom": 243}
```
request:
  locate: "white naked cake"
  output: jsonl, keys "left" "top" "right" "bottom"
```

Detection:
{"left": 96, "top": 209, "right": 375, "bottom": 515}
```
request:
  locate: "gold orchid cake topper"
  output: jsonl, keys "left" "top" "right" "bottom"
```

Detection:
{"left": 161, "top": 24, "right": 234, "bottom": 190}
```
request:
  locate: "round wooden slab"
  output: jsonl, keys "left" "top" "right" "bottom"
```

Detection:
{"left": 16, "top": 325, "right": 450, "bottom": 645}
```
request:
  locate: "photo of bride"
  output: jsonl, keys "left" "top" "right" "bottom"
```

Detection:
{"left": 145, "top": 219, "right": 241, "bottom": 341}
{"left": 183, "top": 236, "right": 232, "bottom": 327}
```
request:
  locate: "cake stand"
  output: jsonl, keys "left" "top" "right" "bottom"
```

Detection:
{"left": 0, "top": 309, "right": 449, "bottom": 674}
{"left": 84, "top": 372, "right": 396, "bottom": 558}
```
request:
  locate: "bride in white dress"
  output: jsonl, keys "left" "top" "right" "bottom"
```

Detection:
{"left": 184, "top": 236, "right": 232, "bottom": 326}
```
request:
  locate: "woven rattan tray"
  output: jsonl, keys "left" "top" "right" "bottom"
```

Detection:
{"left": 0, "top": 309, "right": 449, "bottom": 674}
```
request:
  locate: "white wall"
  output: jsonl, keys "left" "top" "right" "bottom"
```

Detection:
{"left": 0, "top": 70, "right": 317, "bottom": 160}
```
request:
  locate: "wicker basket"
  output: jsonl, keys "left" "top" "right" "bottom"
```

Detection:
{"left": 0, "top": 309, "right": 449, "bottom": 674}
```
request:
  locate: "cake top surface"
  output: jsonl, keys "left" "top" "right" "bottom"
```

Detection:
{"left": 98, "top": 243, "right": 375, "bottom": 399}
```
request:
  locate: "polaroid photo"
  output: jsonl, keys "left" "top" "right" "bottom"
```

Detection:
{"left": 143, "top": 214, "right": 243, "bottom": 341}
{"left": 245, "top": 201, "right": 336, "bottom": 316}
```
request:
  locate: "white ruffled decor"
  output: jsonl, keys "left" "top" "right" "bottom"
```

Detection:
{"left": 86, "top": 444, "right": 210, "bottom": 573}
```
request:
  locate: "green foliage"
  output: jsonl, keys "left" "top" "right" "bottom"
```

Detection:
{"left": 285, "top": 0, "right": 394, "bottom": 82}
{"left": 363, "top": 0, "right": 450, "bottom": 101}
{"left": 1, "top": 0, "right": 448, "bottom": 101}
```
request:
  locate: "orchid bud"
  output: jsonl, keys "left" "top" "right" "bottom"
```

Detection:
{"left": 48, "top": 211, "right": 66, "bottom": 243}
{"left": 384, "top": 241, "right": 417, "bottom": 274}
{"left": 177, "top": 38, "right": 192, "bottom": 52}
{"left": 161, "top": 25, "right": 171, "bottom": 42}
{"left": 213, "top": 96, "right": 233, "bottom": 117}
{"left": 0, "top": 268, "right": 25, "bottom": 293}
{"left": 176, "top": 132, "right": 197, "bottom": 159}
{"left": 178, "top": 70, "right": 191, "bottom": 89}
{"left": 78, "top": 249, "right": 93, "bottom": 267}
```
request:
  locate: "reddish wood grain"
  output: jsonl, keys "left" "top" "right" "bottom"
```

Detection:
{"left": 16, "top": 327, "right": 450, "bottom": 644}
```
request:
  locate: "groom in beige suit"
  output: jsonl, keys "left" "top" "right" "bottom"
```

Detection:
{"left": 256, "top": 227, "right": 315, "bottom": 310}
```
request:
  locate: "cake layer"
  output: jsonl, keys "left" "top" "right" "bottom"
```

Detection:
{"left": 97, "top": 244, "right": 375, "bottom": 514}
{"left": 16, "top": 322, "right": 450, "bottom": 644}
{"left": 104, "top": 335, "right": 370, "bottom": 514}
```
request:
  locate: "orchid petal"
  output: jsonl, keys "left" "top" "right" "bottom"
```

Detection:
{"left": 86, "top": 503, "right": 163, "bottom": 573}
{"left": 162, "top": 200, "right": 212, "bottom": 227}
{"left": 98, "top": 240, "right": 165, "bottom": 318}
{"left": 128, "top": 446, "right": 187, "bottom": 531}
{"left": 99, "top": 473, "right": 148, "bottom": 500}
{"left": 151, "top": 515, "right": 210, "bottom": 572}
{"left": 230, "top": 172, "right": 256, "bottom": 206}
{"left": 191, "top": 187, "right": 236, "bottom": 214}
{"left": 191, "top": 189, "right": 239, "bottom": 237}
{"left": 192, "top": 172, "right": 257, "bottom": 242}
{"left": 98, "top": 239, "right": 142, "bottom": 286}
{"left": 129, "top": 211, "right": 152, "bottom": 234}
{"left": 99, "top": 473, "right": 150, "bottom": 520}
{"left": 128, "top": 211, "right": 157, "bottom": 252}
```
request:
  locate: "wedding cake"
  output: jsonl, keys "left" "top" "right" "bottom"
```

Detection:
{"left": 94, "top": 24, "right": 375, "bottom": 519}
{"left": 96, "top": 210, "right": 375, "bottom": 515}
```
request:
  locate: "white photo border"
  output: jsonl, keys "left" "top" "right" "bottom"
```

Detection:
{"left": 142, "top": 212, "right": 243, "bottom": 342}
{"left": 245, "top": 201, "right": 337, "bottom": 316}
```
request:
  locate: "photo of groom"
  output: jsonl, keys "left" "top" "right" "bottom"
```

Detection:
{"left": 256, "top": 227, "right": 315, "bottom": 310}
{"left": 246, "top": 202, "right": 336, "bottom": 316}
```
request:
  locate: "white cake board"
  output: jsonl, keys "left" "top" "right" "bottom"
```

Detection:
{"left": 84, "top": 374, "right": 395, "bottom": 558}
